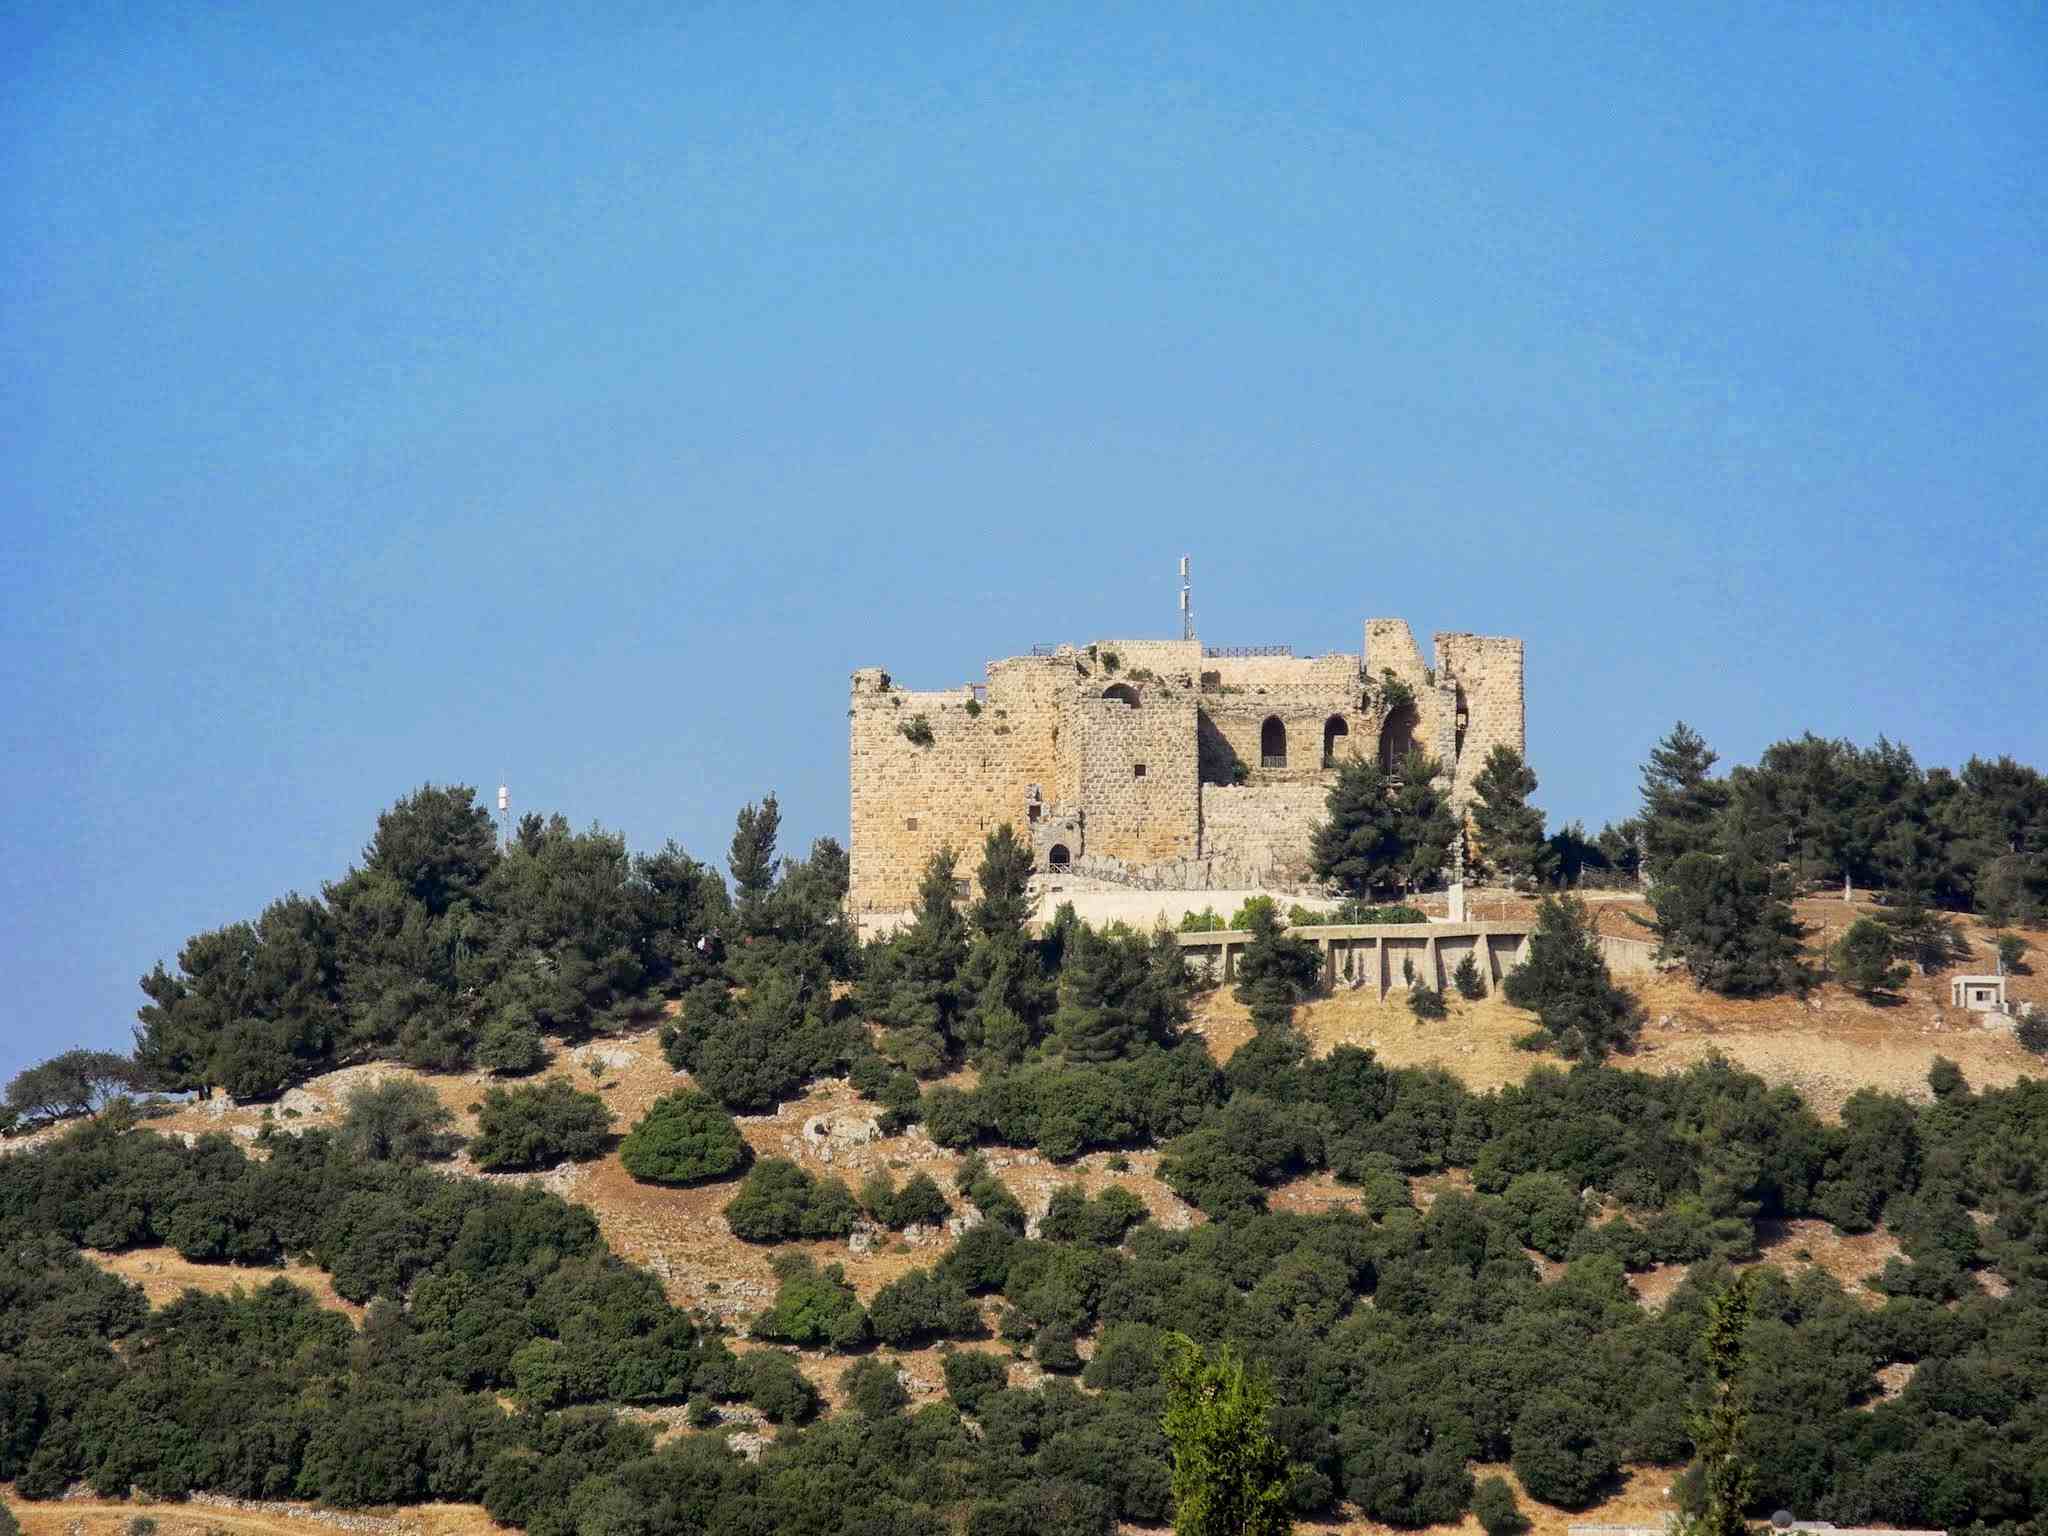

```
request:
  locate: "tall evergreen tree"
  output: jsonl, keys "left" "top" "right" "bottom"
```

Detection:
{"left": 961, "top": 824, "right": 1053, "bottom": 1057}
{"left": 728, "top": 793, "right": 782, "bottom": 919}
{"left": 1470, "top": 745, "right": 1555, "bottom": 889}
{"left": 1648, "top": 813, "right": 1811, "bottom": 997}
{"left": 859, "top": 849, "right": 970, "bottom": 1075}
{"left": 1390, "top": 749, "right": 1459, "bottom": 891}
{"left": 1677, "top": 1273, "right": 1760, "bottom": 1536}
{"left": 1502, "top": 896, "right": 1638, "bottom": 1061}
{"left": 1640, "top": 723, "right": 1731, "bottom": 880}
{"left": 1160, "top": 1333, "right": 1294, "bottom": 1536}
{"left": 1310, "top": 756, "right": 1402, "bottom": 896}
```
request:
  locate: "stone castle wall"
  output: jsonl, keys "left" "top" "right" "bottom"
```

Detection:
{"left": 850, "top": 618, "right": 1525, "bottom": 914}
{"left": 1197, "top": 783, "right": 1331, "bottom": 884}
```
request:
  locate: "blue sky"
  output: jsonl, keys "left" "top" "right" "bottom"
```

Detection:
{"left": 4, "top": 2, "right": 2044, "bottom": 1082}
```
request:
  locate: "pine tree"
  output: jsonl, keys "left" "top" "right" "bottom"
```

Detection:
{"left": 860, "top": 848, "right": 969, "bottom": 1075}
{"left": 1648, "top": 812, "right": 1812, "bottom": 997}
{"left": 1676, "top": 1273, "right": 1759, "bottom": 1536}
{"left": 969, "top": 823, "right": 1035, "bottom": 940}
{"left": 1160, "top": 1333, "right": 1294, "bottom": 1536}
{"left": 1470, "top": 744, "right": 1555, "bottom": 889}
{"left": 729, "top": 793, "right": 782, "bottom": 919}
{"left": 1390, "top": 749, "right": 1458, "bottom": 892}
{"left": 1640, "top": 723, "right": 1731, "bottom": 880}
{"left": 1310, "top": 757, "right": 1404, "bottom": 896}
{"left": 1502, "top": 896, "right": 1638, "bottom": 1061}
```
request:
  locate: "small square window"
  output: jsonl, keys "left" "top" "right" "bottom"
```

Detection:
{"left": 953, "top": 879, "right": 971, "bottom": 899}
{"left": 1133, "top": 764, "right": 1147, "bottom": 778}
{"left": 905, "top": 817, "right": 918, "bottom": 830}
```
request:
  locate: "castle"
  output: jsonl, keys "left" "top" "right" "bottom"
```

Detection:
{"left": 848, "top": 618, "right": 1524, "bottom": 917}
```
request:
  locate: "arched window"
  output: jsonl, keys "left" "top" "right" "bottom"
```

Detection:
{"left": 1047, "top": 843, "right": 1071, "bottom": 870}
{"left": 1379, "top": 704, "right": 1418, "bottom": 773}
{"left": 1103, "top": 683, "right": 1140, "bottom": 708}
{"left": 1260, "top": 716, "right": 1287, "bottom": 769}
{"left": 1323, "top": 715, "right": 1349, "bottom": 766}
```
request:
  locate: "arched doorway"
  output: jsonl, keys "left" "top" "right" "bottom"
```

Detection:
{"left": 1047, "top": 843, "right": 1071, "bottom": 870}
{"left": 1102, "top": 683, "right": 1140, "bottom": 707}
{"left": 1379, "top": 704, "right": 1418, "bottom": 773}
{"left": 1322, "top": 715, "right": 1349, "bottom": 766}
{"left": 1260, "top": 716, "right": 1287, "bottom": 769}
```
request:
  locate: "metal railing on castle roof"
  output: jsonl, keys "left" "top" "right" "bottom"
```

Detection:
{"left": 1203, "top": 644, "right": 1294, "bottom": 658}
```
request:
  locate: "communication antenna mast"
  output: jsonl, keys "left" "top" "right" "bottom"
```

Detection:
{"left": 1179, "top": 554, "right": 1195, "bottom": 642}
{"left": 497, "top": 783, "right": 511, "bottom": 851}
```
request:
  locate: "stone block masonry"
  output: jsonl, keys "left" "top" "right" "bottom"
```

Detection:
{"left": 850, "top": 619, "right": 1526, "bottom": 916}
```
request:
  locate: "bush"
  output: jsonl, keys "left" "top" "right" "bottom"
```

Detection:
{"left": 843, "top": 1356, "right": 909, "bottom": 1419}
{"left": 619, "top": 1090, "right": 750, "bottom": 1185}
{"left": 1453, "top": 951, "right": 1486, "bottom": 1000}
{"left": 901, "top": 714, "right": 936, "bottom": 747}
{"left": 744, "top": 1350, "right": 819, "bottom": 1424}
{"left": 468, "top": 1079, "right": 613, "bottom": 1170}
{"left": 723, "top": 1159, "right": 861, "bottom": 1241}
{"left": 1407, "top": 985, "right": 1448, "bottom": 1020}
{"left": 1511, "top": 1390, "right": 1616, "bottom": 1509}
{"left": 1032, "top": 1322, "right": 1082, "bottom": 1373}
{"left": 942, "top": 1349, "right": 1009, "bottom": 1414}
{"left": 1178, "top": 907, "right": 1226, "bottom": 933}
{"left": 861, "top": 1169, "right": 950, "bottom": 1229}
{"left": 1995, "top": 931, "right": 2031, "bottom": 973}
{"left": 1039, "top": 1184, "right": 1147, "bottom": 1245}
{"left": 1472, "top": 1474, "right": 1527, "bottom": 1536}
{"left": 337, "top": 1078, "right": 459, "bottom": 1163}
{"left": 476, "top": 1016, "right": 547, "bottom": 1075}
{"left": 1500, "top": 1172, "right": 1584, "bottom": 1260}
{"left": 868, "top": 1268, "right": 980, "bottom": 1345}
{"left": 1834, "top": 918, "right": 1908, "bottom": 999}
{"left": 2017, "top": 1013, "right": 2048, "bottom": 1056}
{"left": 753, "top": 1253, "right": 869, "bottom": 1348}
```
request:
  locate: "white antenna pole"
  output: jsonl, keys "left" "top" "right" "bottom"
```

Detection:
{"left": 1179, "top": 554, "right": 1194, "bottom": 641}
{"left": 497, "top": 782, "right": 511, "bottom": 851}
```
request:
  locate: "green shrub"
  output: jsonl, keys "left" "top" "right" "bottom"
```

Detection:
{"left": 723, "top": 1158, "right": 860, "bottom": 1242}
{"left": 1407, "top": 985, "right": 1448, "bottom": 1021}
{"left": 901, "top": 714, "right": 936, "bottom": 747}
{"left": 1228, "top": 896, "right": 1280, "bottom": 931}
{"left": 754, "top": 1253, "right": 869, "bottom": 1349}
{"left": 1996, "top": 932, "right": 2031, "bottom": 973}
{"left": 1511, "top": 1390, "right": 1617, "bottom": 1508}
{"left": 337, "top": 1078, "right": 459, "bottom": 1163}
{"left": 1032, "top": 1321, "right": 1082, "bottom": 1373}
{"left": 1834, "top": 918, "right": 1908, "bottom": 999}
{"left": 468, "top": 1079, "right": 613, "bottom": 1170}
{"left": 1178, "top": 907, "right": 1226, "bottom": 933}
{"left": 842, "top": 1356, "right": 909, "bottom": 1419}
{"left": 887, "top": 1170, "right": 952, "bottom": 1228}
{"left": 744, "top": 1350, "right": 819, "bottom": 1424}
{"left": 476, "top": 1015, "right": 547, "bottom": 1075}
{"left": 942, "top": 1349, "right": 1009, "bottom": 1413}
{"left": 2017, "top": 1013, "right": 2048, "bottom": 1055}
{"left": 1452, "top": 951, "right": 1486, "bottom": 1000}
{"left": 868, "top": 1267, "right": 980, "bottom": 1345}
{"left": 619, "top": 1089, "right": 749, "bottom": 1185}
{"left": 1472, "top": 1473, "right": 1527, "bottom": 1536}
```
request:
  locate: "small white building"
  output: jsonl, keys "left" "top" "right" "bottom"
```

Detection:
{"left": 1950, "top": 974, "right": 2008, "bottom": 1013}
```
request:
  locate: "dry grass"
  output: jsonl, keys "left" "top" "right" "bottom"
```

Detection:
{"left": 1186, "top": 901, "right": 2048, "bottom": 1119}
{"left": 4, "top": 1490, "right": 508, "bottom": 1536}
{"left": 79, "top": 1248, "right": 366, "bottom": 1326}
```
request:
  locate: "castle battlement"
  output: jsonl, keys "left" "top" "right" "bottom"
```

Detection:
{"left": 848, "top": 619, "right": 1525, "bottom": 914}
